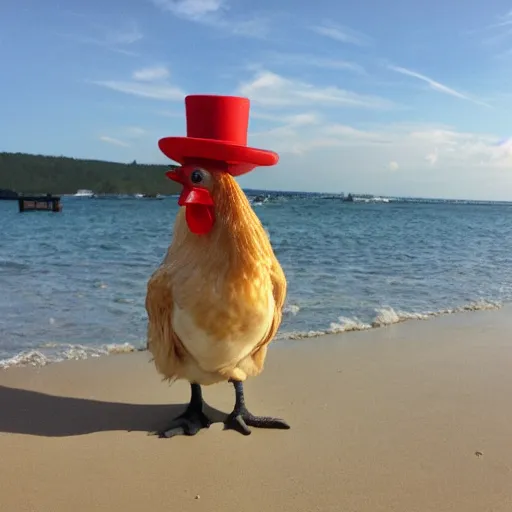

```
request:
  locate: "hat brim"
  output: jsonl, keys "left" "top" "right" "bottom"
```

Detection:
{"left": 158, "top": 137, "right": 279, "bottom": 177}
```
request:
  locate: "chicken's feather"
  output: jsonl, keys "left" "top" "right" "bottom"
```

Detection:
{"left": 145, "top": 171, "right": 287, "bottom": 385}
{"left": 145, "top": 265, "right": 186, "bottom": 382}
{"left": 244, "top": 257, "right": 287, "bottom": 375}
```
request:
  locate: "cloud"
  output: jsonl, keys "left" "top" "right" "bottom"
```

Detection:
{"left": 468, "top": 9, "right": 512, "bottom": 57}
{"left": 425, "top": 148, "right": 438, "bottom": 165}
{"left": 248, "top": 114, "right": 512, "bottom": 174}
{"left": 232, "top": 112, "right": 512, "bottom": 199}
{"left": 63, "top": 21, "right": 142, "bottom": 56}
{"left": 99, "top": 136, "right": 130, "bottom": 147}
{"left": 101, "top": 22, "right": 142, "bottom": 45}
{"left": 237, "top": 70, "right": 394, "bottom": 110}
{"left": 93, "top": 81, "right": 185, "bottom": 100}
{"left": 91, "top": 65, "right": 186, "bottom": 101}
{"left": 132, "top": 66, "right": 170, "bottom": 81}
{"left": 310, "top": 22, "right": 371, "bottom": 46}
{"left": 321, "top": 124, "right": 390, "bottom": 144}
{"left": 150, "top": 0, "right": 270, "bottom": 38}
{"left": 486, "top": 9, "right": 512, "bottom": 29}
{"left": 124, "top": 126, "right": 146, "bottom": 138}
{"left": 98, "top": 127, "right": 147, "bottom": 148}
{"left": 387, "top": 65, "right": 492, "bottom": 107}
{"left": 151, "top": 0, "right": 224, "bottom": 18}
{"left": 264, "top": 52, "right": 366, "bottom": 74}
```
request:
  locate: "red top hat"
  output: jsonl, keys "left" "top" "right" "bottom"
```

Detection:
{"left": 158, "top": 94, "right": 279, "bottom": 176}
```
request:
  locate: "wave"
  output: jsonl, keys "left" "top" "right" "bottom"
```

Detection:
{"left": 277, "top": 299, "right": 502, "bottom": 340}
{"left": 283, "top": 304, "right": 300, "bottom": 315}
{"left": 0, "top": 299, "right": 502, "bottom": 369}
{"left": 0, "top": 342, "right": 139, "bottom": 370}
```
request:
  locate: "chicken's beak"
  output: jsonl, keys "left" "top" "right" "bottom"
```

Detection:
{"left": 165, "top": 168, "right": 215, "bottom": 235}
{"left": 166, "top": 169, "right": 183, "bottom": 184}
{"left": 166, "top": 168, "right": 214, "bottom": 207}
{"left": 166, "top": 169, "right": 188, "bottom": 206}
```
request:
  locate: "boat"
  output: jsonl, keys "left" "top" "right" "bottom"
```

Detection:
{"left": 249, "top": 194, "right": 270, "bottom": 206}
{"left": 74, "top": 189, "right": 95, "bottom": 198}
{"left": 136, "top": 193, "right": 165, "bottom": 200}
{"left": 343, "top": 193, "right": 390, "bottom": 203}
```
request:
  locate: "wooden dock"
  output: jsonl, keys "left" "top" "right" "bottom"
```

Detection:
{"left": 18, "top": 194, "right": 62, "bottom": 213}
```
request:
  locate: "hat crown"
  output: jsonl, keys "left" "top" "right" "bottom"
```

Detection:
{"left": 185, "top": 95, "right": 249, "bottom": 146}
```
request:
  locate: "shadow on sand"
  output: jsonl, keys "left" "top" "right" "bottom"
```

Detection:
{"left": 0, "top": 385, "right": 227, "bottom": 437}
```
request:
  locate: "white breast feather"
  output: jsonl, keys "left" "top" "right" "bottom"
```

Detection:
{"left": 172, "top": 288, "right": 275, "bottom": 373}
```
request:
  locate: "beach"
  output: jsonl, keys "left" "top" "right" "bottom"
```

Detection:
{"left": 1, "top": 306, "right": 511, "bottom": 512}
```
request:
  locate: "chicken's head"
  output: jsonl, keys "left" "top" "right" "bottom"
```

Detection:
{"left": 166, "top": 161, "right": 219, "bottom": 236}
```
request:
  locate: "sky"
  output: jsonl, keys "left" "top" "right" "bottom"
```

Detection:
{"left": 2, "top": 0, "right": 512, "bottom": 200}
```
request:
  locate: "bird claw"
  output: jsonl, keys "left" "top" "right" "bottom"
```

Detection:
{"left": 156, "top": 408, "right": 212, "bottom": 439}
{"left": 224, "top": 409, "right": 290, "bottom": 436}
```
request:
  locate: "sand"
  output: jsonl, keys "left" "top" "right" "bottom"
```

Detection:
{"left": 1, "top": 307, "right": 512, "bottom": 512}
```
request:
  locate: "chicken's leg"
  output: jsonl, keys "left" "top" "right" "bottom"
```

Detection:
{"left": 224, "top": 380, "right": 290, "bottom": 435}
{"left": 158, "top": 383, "right": 211, "bottom": 438}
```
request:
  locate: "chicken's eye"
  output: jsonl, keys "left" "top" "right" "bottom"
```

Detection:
{"left": 190, "top": 170, "right": 203, "bottom": 184}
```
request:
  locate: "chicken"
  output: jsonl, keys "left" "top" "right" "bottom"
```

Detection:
{"left": 145, "top": 159, "right": 290, "bottom": 438}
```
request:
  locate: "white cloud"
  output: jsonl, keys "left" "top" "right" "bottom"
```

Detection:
{"left": 485, "top": 9, "right": 512, "bottom": 29}
{"left": 264, "top": 52, "right": 366, "bottom": 74}
{"left": 237, "top": 70, "right": 394, "bottom": 109}
{"left": 132, "top": 66, "right": 170, "bottom": 81}
{"left": 91, "top": 65, "right": 186, "bottom": 101}
{"left": 248, "top": 114, "right": 512, "bottom": 172}
{"left": 92, "top": 80, "right": 185, "bottom": 100}
{"left": 102, "top": 22, "right": 142, "bottom": 45}
{"left": 237, "top": 116, "right": 512, "bottom": 199}
{"left": 322, "top": 124, "right": 390, "bottom": 144}
{"left": 99, "top": 136, "right": 129, "bottom": 147}
{"left": 311, "top": 22, "right": 371, "bottom": 46}
{"left": 124, "top": 126, "right": 146, "bottom": 137}
{"left": 387, "top": 65, "right": 492, "bottom": 108}
{"left": 425, "top": 148, "right": 438, "bottom": 165}
{"left": 151, "top": 0, "right": 224, "bottom": 19}
{"left": 250, "top": 110, "right": 321, "bottom": 125}
{"left": 98, "top": 127, "right": 147, "bottom": 148}
{"left": 476, "top": 9, "right": 512, "bottom": 57}
{"left": 228, "top": 17, "right": 272, "bottom": 38}
{"left": 285, "top": 113, "right": 321, "bottom": 126}
{"left": 64, "top": 21, "right": 142, "bottom": 56}
{"left": 151, "top": 0, "right": 270, "bottom": 38}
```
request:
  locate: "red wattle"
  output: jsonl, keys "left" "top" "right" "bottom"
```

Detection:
{"left": 185, "top": 204, "right": 215, "bottom": 235}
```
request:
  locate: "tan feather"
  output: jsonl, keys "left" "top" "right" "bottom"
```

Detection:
{"left": 145, "top": 170, "right": 287, "bottom": 386}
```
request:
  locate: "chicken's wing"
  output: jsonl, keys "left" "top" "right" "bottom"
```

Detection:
{"left": 246, "top": 259, "right": 287, "bottom": 375}
{"left": 145, "top": 265, "right": 186, "bottom": 380}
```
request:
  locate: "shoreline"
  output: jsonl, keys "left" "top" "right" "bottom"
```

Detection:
{"left": 0, "top": 297, "right": 504, "bottom": 370}
{"left": 1, "top": 305, "right": 512, "bottom": 511}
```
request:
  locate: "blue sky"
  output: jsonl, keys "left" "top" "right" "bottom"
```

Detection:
{"left": 2, "top": 0, "right": 512, "bottom": 199}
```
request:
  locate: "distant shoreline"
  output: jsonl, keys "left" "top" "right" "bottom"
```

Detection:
{"left": 2, "top": 151, "right": 512, "bottom": 203}
{"left": 3, "top": 188, "right": 512, "bottom": 206}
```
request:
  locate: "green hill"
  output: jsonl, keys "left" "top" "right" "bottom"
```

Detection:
{"left": 0, "top": 152, "right": 181, "bottom": 195}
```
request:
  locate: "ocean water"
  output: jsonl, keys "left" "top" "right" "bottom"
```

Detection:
{"left": 1, "top": 195, "right": 511, "bottom": 368}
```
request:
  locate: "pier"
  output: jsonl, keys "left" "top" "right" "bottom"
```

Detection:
{"left": 17, "top": 194, "right": 62, "bottom": 213}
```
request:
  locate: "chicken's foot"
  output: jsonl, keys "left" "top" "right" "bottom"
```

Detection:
{"left": 224, "top": 380, "right": 290, "bottom": 436}
{"left": 158, "top": 383, "right": 211, "bottom": 438}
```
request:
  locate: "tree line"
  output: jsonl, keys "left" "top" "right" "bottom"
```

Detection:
{"left": 0, "top": 152, "right": 181, "bottom": 195}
